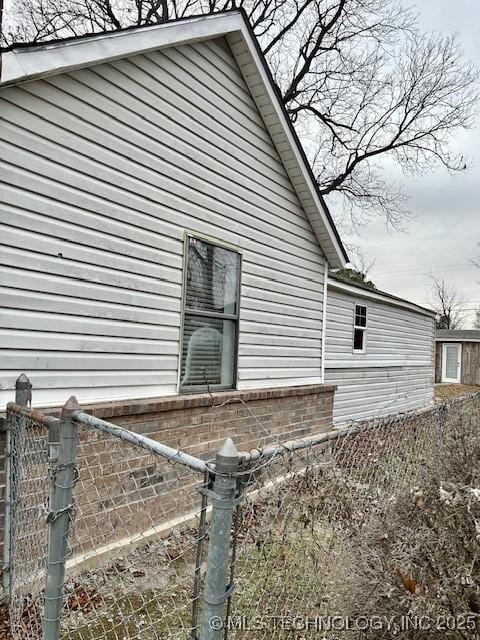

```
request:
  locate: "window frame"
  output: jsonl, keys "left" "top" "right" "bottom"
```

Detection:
{"left": 178, "top": 231, "right": 242, "bottom": 394}
{"left": 352, "top": 303, "right": 368, "bottom": 354}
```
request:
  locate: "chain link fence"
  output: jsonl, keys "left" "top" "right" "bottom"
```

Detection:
{"left": 4, "top": 396, "right": 210, "bottom": 640}
{"left": 229, "top": 392, "right": 480, "bottom": 638}
{"left": 62, "top": 415, "right": 208, "bottom": 640}
{"left": 5, "top": 404, "right": 52, "bottom": 639}
{"left": 3, "top": 382, "right": 479, "bottom": 640}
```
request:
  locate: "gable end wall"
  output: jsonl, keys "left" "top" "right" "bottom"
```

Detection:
{"left": 0, "top": 37, "right": 327, "bottom": 408}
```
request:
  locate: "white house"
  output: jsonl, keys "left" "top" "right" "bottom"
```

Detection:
{"left": 0, "top": 11, "right": 347, "bottom": 430}
{"left": 324, "top": 273, "right": 436, "bottom": 424}
{"left": 0, "top": 10, "right": 436, "bottom": 434}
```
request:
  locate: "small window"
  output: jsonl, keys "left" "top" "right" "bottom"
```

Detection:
{"left": 180, "top": 236, "right": 241, "bottom": 392}
{"left": 353, "top": 304, "right": 367, "bottom": 352}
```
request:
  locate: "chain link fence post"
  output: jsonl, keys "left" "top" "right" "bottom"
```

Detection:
{"left": 47, "top": 416, "right": 60, "bottom": 520}
{"left": 2, "top": 374, "right": 32, "bottom": 600}
{"left": 42, "top": 396, "right": 79, "bottom": 640}
{"left": 200, "top": 438, "right": 241, "bottom": 640}
{"left": 14, "top": 374, "right": 32, "bottom": 407}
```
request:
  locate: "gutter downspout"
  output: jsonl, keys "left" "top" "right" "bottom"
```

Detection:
{"left": 321, "top": 259, "right": 328, "bottom": 383}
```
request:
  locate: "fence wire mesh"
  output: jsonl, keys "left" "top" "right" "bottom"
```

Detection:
{"left": 227, "top": 392, "right": 480, "bottom": 638}
{"left": 59, "top": 420, "right": 208, "bottom": 640}
{"left": 4, "top": 406, "right": 209, "bottom": 640}
{"left": 5, "top": 405, "right": 51, "bottom": 640}
{"left": 3, "top": 391, "right": 480, "bottom": 640}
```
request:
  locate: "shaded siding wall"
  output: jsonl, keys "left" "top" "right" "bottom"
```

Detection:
{"left": 436, "top": 342, "right": 480, "bottom": 385}
{"left": 0, "top": 37, "right": 327, "bottom": 409}
{"left": 325, "top": 287, "right": 435, "bottom": 423}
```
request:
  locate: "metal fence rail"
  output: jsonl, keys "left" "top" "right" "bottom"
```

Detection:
{"left": 4, "top": 382, "right": 212, "bottom": 640}
{"left": 72, "top": 410, "right": 209, "bottom": 474}
{"left": 3, "top": 379, "right": 480, "bottom": 640}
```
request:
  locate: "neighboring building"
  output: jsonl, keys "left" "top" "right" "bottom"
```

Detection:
{"left": 324, "top": 274, "right": 436, "bottom": 424}
{"left": 0, "top": 12, "right": 347, "bottom": 448}
{"left": 435, "top": 330, "right": 480, "bottom": 386}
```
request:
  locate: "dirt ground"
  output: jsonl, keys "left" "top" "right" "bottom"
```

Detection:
{"left": 435, "top": 383, "right": 480, "bottom": 402}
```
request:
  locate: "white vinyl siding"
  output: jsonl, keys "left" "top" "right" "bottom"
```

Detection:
{"left": 325, "top": 286, "right": 435, "bottom": 424}
{"left": 326, "top": 289, "right": 434, "bottom": 368}
{"left": 325, "top": 366, "right": 435, "bottom": 424}
{"left": 0, "top": 37, "right": 326, "bottom": 408}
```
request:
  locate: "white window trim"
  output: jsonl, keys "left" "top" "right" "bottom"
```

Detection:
{"left": 177, "top": 232, "right": 242, "bottom": 394}
{"left": 353, "top": 303, "right": 367, "bottom": 354}
{"left": 441, "top": 342, "right": 462, "bottom": 383}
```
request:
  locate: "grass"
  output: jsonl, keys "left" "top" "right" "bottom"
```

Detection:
{"left": 434, "top": 383, "right": 480, "bottom": 401}
{"left": 62, "top": 590, "right": 192, "bottom": 640}
{"left": 230, "top": 534, "right": 334, "bottom": 639}
{"left": 62, "top": 531, "right": 338, "bottom": 639}
{"left": 61, "top": 542, "right": 198, "bottom": 640}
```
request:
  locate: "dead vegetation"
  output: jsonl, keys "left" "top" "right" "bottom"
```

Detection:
{"left": 0, "top": 605, "right": 11, "bottom": 640}
{"left": 4, "top": 394, "right": 479, "bottom": 639}
{"left": 435, "top": 384, "right": 480, "bottom": 402}
{"left": 230, "top": 393, "right": 480, "bottom": 638}
{"left": 332, "top": 400, "right": 480, "bottom": 638}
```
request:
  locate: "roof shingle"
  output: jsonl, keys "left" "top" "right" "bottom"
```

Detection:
{"left": 436, "top": 330, "right": 480, "bottom": 341}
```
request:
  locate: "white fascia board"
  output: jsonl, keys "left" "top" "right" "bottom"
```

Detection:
{"left": 435, "top": 338, "right": 480, "bottom": 343}
{"left": 328, "top": 280, "right": 436, "bottom": 319}
{"left": 231, "top": 31, "right": 346, "bottom": 269}
{"left": 0, "top": 12, "right": 242, "bottom": 86}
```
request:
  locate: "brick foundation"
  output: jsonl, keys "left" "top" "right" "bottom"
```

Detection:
{"left": 82, "top": 384, "right": 336, "bottom": 456}
{"left": 0, "top": 384, "right": 335, "bottom": 574}
{"left": 72, "top": 383, "right": 335, "bottom": 562}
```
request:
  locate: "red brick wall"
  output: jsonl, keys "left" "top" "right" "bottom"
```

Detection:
{"left": 70, "top": 384, "right": 335, "bottom": 560}
{"left": 84, "top": 384, "right": 335, "bottom": 456}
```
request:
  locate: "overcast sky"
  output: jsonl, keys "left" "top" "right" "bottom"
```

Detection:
{"left": 342, "top": 0, "right": 480, "bottom": 326}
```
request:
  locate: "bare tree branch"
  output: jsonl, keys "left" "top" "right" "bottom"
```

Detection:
{"left": 471, "top": 243, "right": 480, "bottom": 270}
{"left": 429, "top": 276, "right": 466, "bottom": 330}
{"left": 474, "top": 308, "right": 480, "bottom": 330}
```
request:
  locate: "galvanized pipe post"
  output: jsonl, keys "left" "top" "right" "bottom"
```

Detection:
{"left": 2, "top": 374, "right": 32, "bottom": 599}
{"left": 47, "top": 417, "right": 61, "bottom": 531}
{"left": 15, "top": 373, "right": 32, "bottom": 407}
{"left": 42, "top": 397, "right": 79, "bottom": 640}
{"left": 200, "top": 438, "right": 240, "bottom": 640}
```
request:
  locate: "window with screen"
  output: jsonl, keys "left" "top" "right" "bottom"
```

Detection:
{"left": 180, "top": 236, "right": 241, "bottom": 392}
{"left": 353, "top": 304, "right": 367, "bottom": 352}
